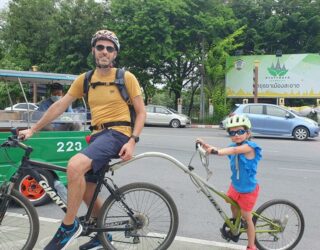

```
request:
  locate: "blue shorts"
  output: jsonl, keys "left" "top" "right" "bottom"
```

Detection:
{"left": 81, "top": 129, "right": 129, "bottom": 183}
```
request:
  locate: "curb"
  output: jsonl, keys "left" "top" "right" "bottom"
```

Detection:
{"left": 191, "top": 124, "right": 220, "bottom": 129}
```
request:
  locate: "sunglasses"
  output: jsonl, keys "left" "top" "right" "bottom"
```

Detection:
{"left": 228, "top": 129, "right": 248, "bottom": 136}
{"left": 95, "top": 45, "right": 116, "bottom": 53}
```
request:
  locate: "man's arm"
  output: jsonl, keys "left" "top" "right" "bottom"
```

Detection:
{"left": 19, "top": 93, "right": 76, "bottom": 139}
{"left": 212, "top": 144, "right": 253, "bottom": 156}
{"left": 118, "top": 95, "right": 146, "bottom": 160}
{"left": 131, "top": 95, "right": 146, "bottom": 138}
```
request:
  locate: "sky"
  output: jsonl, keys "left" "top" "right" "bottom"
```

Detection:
{"left": 0, "top": 0, "right": 104, "bottom": 10}
{"left": 0, "top": 0, "right": 9, "bottom": 10}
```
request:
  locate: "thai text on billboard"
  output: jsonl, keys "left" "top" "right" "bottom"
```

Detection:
{"left": 225, "top": 54, "right": 320, "bottom": 98}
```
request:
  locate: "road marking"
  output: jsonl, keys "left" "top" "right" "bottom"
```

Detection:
{"left": 174, "top": 235, "right": 245, "bottom": 249}
{"left": 280, "top": 167, "right": 320, "bottom": 173}
{"left": 39, "top": 216, "right": 61, "bottom": 223}
{"left": 37, "top": 217, "right": 244, "bottom": 249}
{"left": 141, "top": 232, "right": 244, "bottom": 249}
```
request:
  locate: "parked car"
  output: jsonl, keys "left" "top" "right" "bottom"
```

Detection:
{"left": 220, "top": 103, "right": 319, "bottom": 141}
{"left": 5, "top": 102, "right": 38, "bottom": 111}
{"left": 146, "top": 105, "right": 191, "bottom": 128}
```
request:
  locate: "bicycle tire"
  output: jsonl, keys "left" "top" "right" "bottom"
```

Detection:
{"left": 253, "top": 199, "right": 304, "bottom": 250}
{"left": 97, "top": 182, "right": 179, "bottom": 250}
{"left": 0, "top": 189, "right": 40, "bottom": 250}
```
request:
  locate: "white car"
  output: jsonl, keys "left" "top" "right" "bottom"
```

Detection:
{"left": 5, "top": 103, "right": 39, "bottom": 111}
{"left": 146, "top": 105, "right": 191, "bottom": 128}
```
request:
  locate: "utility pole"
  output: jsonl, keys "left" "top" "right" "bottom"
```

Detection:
{"left": 199, "top": 39, "right": 206, "bottom": 123}
{"left": 199, "top": 64, "right": 205, "bottom": 123}
{"left": 32, "top": 65, "right": 38, "bottom": 103}
{"left": 253, "top": 60, "right": 260, "bottom": 103}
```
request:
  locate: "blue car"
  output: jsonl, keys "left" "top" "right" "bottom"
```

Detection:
{"left": 222, "top": 103, "right": 319, "bottom": 141}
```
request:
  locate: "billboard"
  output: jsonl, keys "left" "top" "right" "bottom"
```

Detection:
{"left": 225, "top": 53, "right": 320, "bottom": 98}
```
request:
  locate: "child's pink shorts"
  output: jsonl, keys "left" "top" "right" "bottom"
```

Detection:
{"left": 227, "top": 184, "right": 260, "bottom": 212}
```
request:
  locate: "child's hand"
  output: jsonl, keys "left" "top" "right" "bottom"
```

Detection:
{"left": 196, "top": 138, "right": 205, "bottom": 145}
{"left": 208, "top": 146, "right": 218, "bottom": 154}
{"left": 196, "top": 138, "right": 215, "bottom": 153}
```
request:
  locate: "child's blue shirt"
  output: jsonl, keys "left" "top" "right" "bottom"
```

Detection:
{"left": 227, "top": 140, "right": 262, "bottom": 193}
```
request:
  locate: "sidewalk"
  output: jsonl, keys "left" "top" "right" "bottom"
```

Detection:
{"left": 35, "top": 217, "right": 246, "bottom": 250}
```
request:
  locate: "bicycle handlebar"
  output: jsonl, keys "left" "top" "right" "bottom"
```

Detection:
{"left": 195, "top": 142, "right": 207, "bottom": 157}
{"left": 195, "top": 141, "right": 212, "bottom": 180}
{"left": 0, "top": 128, "right": 32, "bottom": 153}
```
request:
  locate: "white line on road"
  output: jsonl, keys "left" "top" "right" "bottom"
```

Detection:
{"left": 280, "top": 167, "right": 320, "bottom": 173}
{"left": 38, "top": 216, "right": 244, "bottom": 249}
{"left": 39, "top": 216, "right": 61, "bottom": 223}
{"left": 174, "top": 235, "right": 245, "bottom": 249}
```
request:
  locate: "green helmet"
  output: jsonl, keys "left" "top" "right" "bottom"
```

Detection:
{"left": 226, "top": 114, "right": 251, "bottom": 130}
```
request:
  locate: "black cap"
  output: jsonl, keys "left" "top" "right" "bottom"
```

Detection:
{"left": 50, "top": 82, "right": 63, "bottom": 91}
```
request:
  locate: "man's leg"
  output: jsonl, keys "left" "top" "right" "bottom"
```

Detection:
{"left": 44, "top": 153, "right": 92, "bottom": 250}
{"left": 63, "top": 153, "right": 92, "bottom": 224}
{"left": 83, "top": 182, "right": 104, "bottom": 217}
{"left": 79, "top": 129, "right": 129, "bottom": 250}
{"left": 78, "top": 183, "right": 107, "bottom": 250}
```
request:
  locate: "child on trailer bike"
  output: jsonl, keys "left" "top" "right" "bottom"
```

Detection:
{"left": 197, "top": 114, "right": 262, "bottom": 250}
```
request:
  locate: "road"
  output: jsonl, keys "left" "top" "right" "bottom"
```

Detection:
{"left": 35, "top": 127, "right": 320, "bottom": 249}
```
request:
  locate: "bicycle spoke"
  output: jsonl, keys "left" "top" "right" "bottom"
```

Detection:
{"left": 98, "top": 182, "right": 178, "bottom": 250}
{"left": 0, "top": 191, "right": 39, "bottom": 250}
{"left": 254, "top": 200, "right": 304, "bottom": 250}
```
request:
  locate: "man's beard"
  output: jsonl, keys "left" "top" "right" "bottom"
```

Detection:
{"left": 94, "top": 53, "right": 113, "bottom": 68}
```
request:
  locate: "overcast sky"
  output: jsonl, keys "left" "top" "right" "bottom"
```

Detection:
{"left": 0, "top": 0, "right": 104, "bottom": 10}
{"left": 0, "top": 0, "right": 9, "bottom": 10}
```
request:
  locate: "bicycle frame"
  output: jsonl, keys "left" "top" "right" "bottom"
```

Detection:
{"left": 110, "top": 151, "right": 280, "bottom": 236}
{"left": 3, "top": 137, "right": 282, "bottom": 238}
{"left": 4, "top": 144, "right": 141, "bottom": 235}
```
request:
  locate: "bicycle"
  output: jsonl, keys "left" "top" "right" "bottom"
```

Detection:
{"left": 0, "top": 129, "right": 179, "bottom": 250}
{"left": 110, "top": 142, "right": 305, "bottom": 250}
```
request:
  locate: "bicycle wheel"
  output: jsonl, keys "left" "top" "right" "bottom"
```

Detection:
{"left": 0, "top": 189, "right": 39, "bottom": 250}
{"left": 253, "top": 199, "right": 304, "bottom": 250}
{"left": 97, "top": 182, "right": 179, "bottom": 250}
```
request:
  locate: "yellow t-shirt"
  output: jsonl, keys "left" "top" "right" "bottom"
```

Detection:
{"left": 68, "top": 68, "right": 142, "bottom": 137}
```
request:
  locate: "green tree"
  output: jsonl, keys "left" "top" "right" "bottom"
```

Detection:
{"left": 2, "top": 0, "right": 56, "bottom": 70}
{"left": 44, "top": 0, "right": 105, "bottom": 73}
{"left": 228, "top": 0, "right": 320, "bottom": 54}
{"left": 106, "top": 0, "right": 238, "bottom": 110}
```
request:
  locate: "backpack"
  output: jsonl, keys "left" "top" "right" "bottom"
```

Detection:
{"left": 83, "top": 68, "right": 136, "bottom": 129}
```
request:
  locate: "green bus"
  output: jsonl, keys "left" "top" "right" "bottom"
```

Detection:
{"left": 0, "top": 69, "right": 90, "bottom": 206}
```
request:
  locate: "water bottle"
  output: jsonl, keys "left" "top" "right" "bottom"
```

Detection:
{"left": 54, "top": 180, "right": 68, "bottom": 204}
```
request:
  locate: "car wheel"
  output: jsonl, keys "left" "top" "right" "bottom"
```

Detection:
{"left": 293, "top": 126, "right": 309, "bottom": 141}
{"left": 170, "top": 119, "right": 181, "bottom": 128}
{"left": 14, "top": 169, "right": 54, "bottom": 206}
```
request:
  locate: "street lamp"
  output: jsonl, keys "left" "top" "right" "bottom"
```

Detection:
{"left": 253, "top": 60, "right": 260, "bottom": 103}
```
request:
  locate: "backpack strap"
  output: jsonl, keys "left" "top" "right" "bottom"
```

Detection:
{"left": 83, "top": 68, "right": 135, "bottom": 130}
{"left": 83, "top": 68, "right": 128, "bottom": 103}
{"left": 114, "top": 68, "right": 130, "bottom": 103}
{"left": 83, "top": 70, "right": 94, "bottom": 96}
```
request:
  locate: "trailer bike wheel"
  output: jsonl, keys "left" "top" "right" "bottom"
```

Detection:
{"left": 253, "top": 199, "right": 304, "bottom": 250}
{"left": 0, "top": 189, "right": 40, "bottom": 250}
{"left": 97, "top": 182, "right": 179, "bottom": 250}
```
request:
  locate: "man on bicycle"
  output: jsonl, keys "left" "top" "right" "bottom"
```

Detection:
{"left": 19, "top": 29, "right": 146, "bottom": 250}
